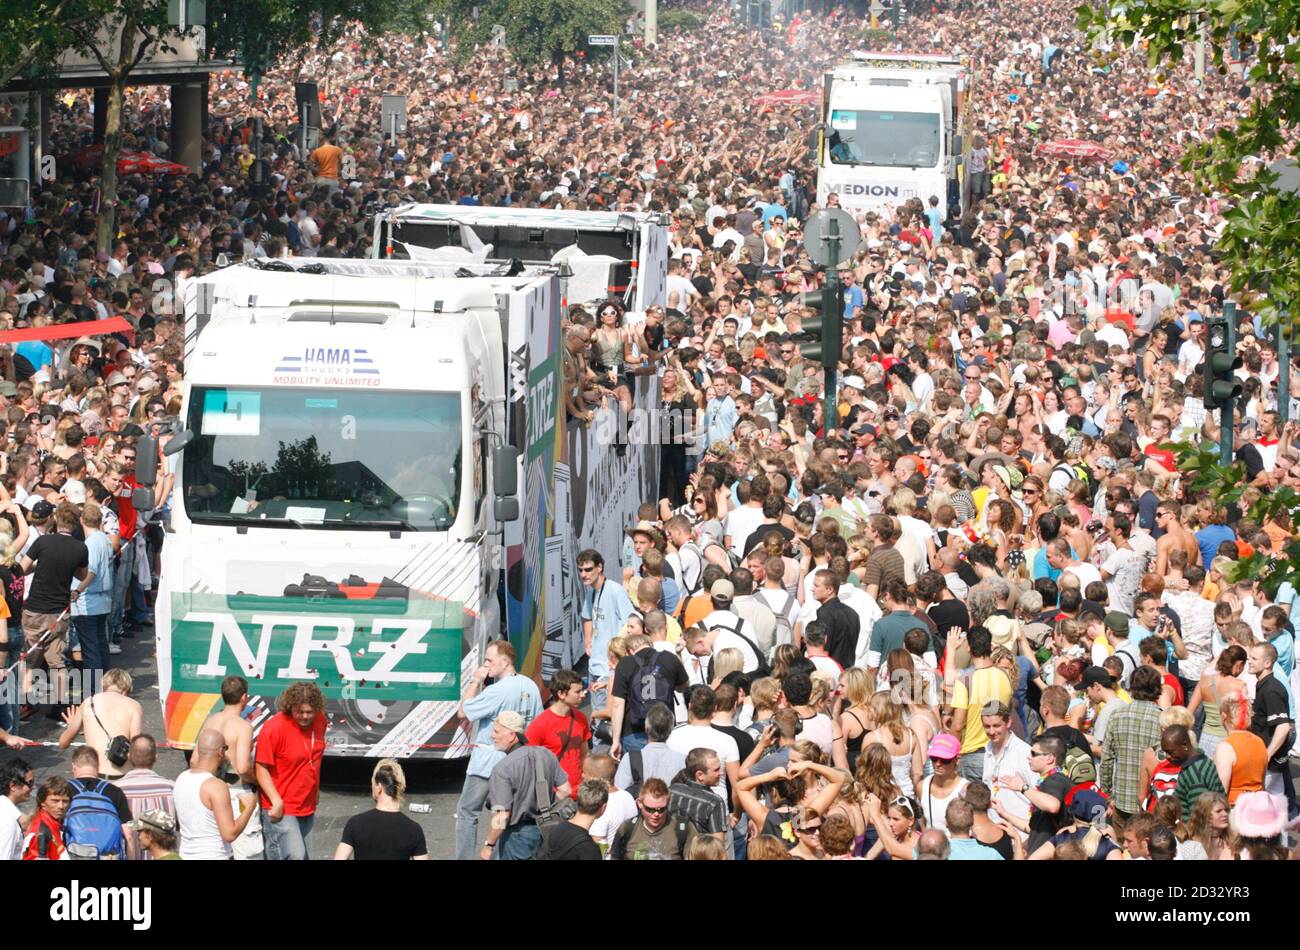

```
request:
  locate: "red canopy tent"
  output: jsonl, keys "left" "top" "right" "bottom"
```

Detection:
{"left": 755, "top": 89, "right": 819, "bottom": 107}
{"left": 1035, "top": 139, "right": 1115, "bottom": 162}
{"left": 64, "top": 145, "right": 191, "bottom": 176}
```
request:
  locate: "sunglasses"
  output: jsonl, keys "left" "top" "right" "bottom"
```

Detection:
{"left": 641, "top": 804, "right": 668, "bottom": 815}
{"left": 577, "top": 565, "right": 597, "bottom": 574}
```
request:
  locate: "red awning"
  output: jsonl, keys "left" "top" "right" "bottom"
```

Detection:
{"left": 0, "top": 316, "right": 133, "bottom": 346}
{"left": 1035, "top": 139, "right": 1115, "bottom": 161}
{"left": 754, "top": 89, "right": 811, "bottom": 106}
{"left": 63, "top": 145, "right": 191, "bottom": 176}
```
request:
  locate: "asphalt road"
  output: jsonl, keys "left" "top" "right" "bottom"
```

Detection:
{"left": 13, "top": 627, "right": 471, "bottom": 860}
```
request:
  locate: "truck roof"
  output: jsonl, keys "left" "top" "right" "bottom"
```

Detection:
{"left": 384, "top": 203, "right": 667, "bottom": 231}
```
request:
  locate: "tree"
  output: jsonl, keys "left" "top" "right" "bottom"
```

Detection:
{"left": 1076, "top": 2, "right": 1300, "bottom": 595}
{"left": 0, "top": 0, "right": 101, "bottom": 90}
{"left": 444, "top": 0, "right": 630, "bottom": 88}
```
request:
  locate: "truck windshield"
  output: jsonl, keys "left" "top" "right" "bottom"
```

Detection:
{"left": 826, "top": 109, "right": 941, "bottom": 168}
{"left": 183, "top": 387, "right": 463, "bottom": 531}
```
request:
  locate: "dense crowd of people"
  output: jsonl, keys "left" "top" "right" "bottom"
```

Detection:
{"left": 0, "top": 0, "right": 1296, "bottom": 860}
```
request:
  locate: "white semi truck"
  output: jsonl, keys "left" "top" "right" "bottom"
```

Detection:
{"left": 372, "top": 204, "right": 670, "bottom": 311}
{"left": 158, "top": 257, "right": 658, "bottom": 757}
{"left": 816, "top": 51, "right": 973, "bottom": 220}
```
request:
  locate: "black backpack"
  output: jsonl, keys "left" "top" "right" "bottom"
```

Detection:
{"left": 706, "top": 618, "right": 771, "bottom": 678}
{"left": 626, "top": 650, "right": 677, "bottom": 728}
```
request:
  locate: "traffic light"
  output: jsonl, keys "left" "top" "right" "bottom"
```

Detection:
{"left": 798, "top": 284, "right": 843, "bottom": 367}
{"left": 1203, "top": 316, "right": 1242, "bottom": 409}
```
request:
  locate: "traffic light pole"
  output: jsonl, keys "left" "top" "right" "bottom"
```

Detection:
{"left": 1279, "top": 319, "right": 1291, "bottom": 425}
{"left": 822, "top": 219, "right": 843, "bottom": 434}
{"left": 1221, "top": 300, "right": 1236, "bottom": 466}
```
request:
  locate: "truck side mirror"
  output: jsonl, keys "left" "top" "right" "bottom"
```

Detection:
{"left": 135, "top": 436, "right": 159, "bottom": 486}
{"left": 131, "top": 487, "right": 154, "bottom": 510}
{"left": 163, "top": 429, "right": 195, "bottom": 455}
{"left": 953, "top": 134, "right": 964, "bottom": 154}
{"left": 493, "top": 446, "right": 519, "bottom": 497}
{"left": 494, "top": 497, "right": 519, "bottom": 522}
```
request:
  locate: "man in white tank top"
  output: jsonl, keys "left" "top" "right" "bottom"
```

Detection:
{"left": 174, "top": 729, "right": 256, "bottom": 860}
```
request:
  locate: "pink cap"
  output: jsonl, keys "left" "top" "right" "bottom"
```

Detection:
{"left": 927, "top": 733, "right": 961, "bottom": 761}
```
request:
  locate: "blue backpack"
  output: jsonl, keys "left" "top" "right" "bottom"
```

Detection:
{"left": 65, "top": 779, "right": 125, "bottom": 859}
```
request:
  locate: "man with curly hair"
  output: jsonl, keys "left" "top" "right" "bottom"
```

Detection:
{"left": 255, "top": 682, "right": 327, "bottom": 860}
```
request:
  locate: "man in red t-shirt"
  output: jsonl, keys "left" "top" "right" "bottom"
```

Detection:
{"left": 525, "top": 670, "right": 591, "bottom": 790}
{"left": 255, "top": 683, "right": 326, "bottom": 860}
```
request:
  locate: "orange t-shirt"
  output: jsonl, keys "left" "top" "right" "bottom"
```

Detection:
{"left": 310, "top": 143, "right": 343, "bottom": 179}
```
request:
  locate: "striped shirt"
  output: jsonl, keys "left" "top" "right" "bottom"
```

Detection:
{"left": 668, "top": 779, "right": 728, "bottom": 835}
{"left": 1100, "top": 700, "right": 1163, "bottom": 814}
{"left": 114, "top": 768, "right": 176, "bottom": 861}
{"left": 1176, "top": 753, "right": 1225, "bottom": 821}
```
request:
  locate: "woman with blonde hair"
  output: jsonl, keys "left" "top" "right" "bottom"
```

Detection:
{"left": 885, "top": 648, "right": 940, "bottom": 767}
{"left": 1181, "top": 792, "right": 1234, "bottom": 860}
{"left": 770, "top": 643, "right": 801, "bottom": 681}
{"left": 710, "top": 647, "right": 744, "bottom": 689}
{"left": 333, "top": 759, "right": 428, "bottom": 860}
{"left": 862, "top": 691, "right": 924, "bottom": 798}
{"left": 746, "top": 834, "right": 792, "bottom": 860}
{"left": 685, "top": 835, "right": 728, "bottom": 860}
{"left": 1138, "top": 705, "right": 1197, "bottom": 805}
{"left": 833, "top": 667, "right": 875, "bottom": 773}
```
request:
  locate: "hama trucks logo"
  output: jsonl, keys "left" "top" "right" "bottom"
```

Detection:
{"left": 273, "top": 347, "right": 381, "bottom": 386}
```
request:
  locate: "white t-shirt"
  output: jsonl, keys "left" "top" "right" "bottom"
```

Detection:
{"left": 700, "top": 611, "right": 761, "bottom": 672}
{"left": 666, "top": 724, "right": 738, "bottom": 804}
{"left": 1064, "top": 562, "right": 1103, "bottom": 591}
{"left": 723, "top": 505, "right": 766, "bottom": 558}
{"left": 0, "top": 796, "right": 22, "bottom": 860}
{"left": 588, "top": 787, "right": 639, "bottom": 855}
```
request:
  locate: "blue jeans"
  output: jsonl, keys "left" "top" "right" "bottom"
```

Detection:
{"left": 958, "top": 748, "right": 985, "bottom": 782}
{"left": 455, "top": 773, "right": 491, "bottom": 861}
{"left": 110, "top": 545, "right": 134, "bottom": 640}
{"left": 621, "top": 732, "right": 648, "bottom": 754}
{"left": 262, "top": 812, "right": 315, "bottom": 860}
{"left": 496, "top": 821, "right": 541, "bottom": 860}
{"left": 74, "top": 615, "right": 110, "bottom": 679}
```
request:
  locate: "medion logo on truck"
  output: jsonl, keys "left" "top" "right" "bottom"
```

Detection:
{"left": 273, "top": 346, "right": 382, "bottom": 387}
{"left": 838, "top": 183, "right": 919, "bottom": 198}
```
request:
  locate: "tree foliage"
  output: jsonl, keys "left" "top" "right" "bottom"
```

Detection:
{"left": 445, "top": 0, "right": 630, "bottom": 73}
{"left": 1077, "top": 0, "right": 1300, "bottom": 327}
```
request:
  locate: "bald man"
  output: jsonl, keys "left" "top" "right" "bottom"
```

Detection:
{"left": 917, "top": 828, "right": 951, "bottom": 860}
{"left": 202, "top": 674, "right": 263, "bottom": 859}
{"left": 174, "top": 728, "right": 256, "bottom": 860}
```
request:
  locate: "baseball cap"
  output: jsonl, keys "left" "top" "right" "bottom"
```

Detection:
{"left": 27, "top": 499, "right": 54, "bottom": 520}
{"left": 927, "top": 733, "right": 961, "bottom": 761}
{"left": 1068, "top": 788, "right": 1109, "bottom": 823}
{"left": 841, "top": 375, "right": 866, "bottom": 391}
{"left": 495, "top": 710, "right": 526, "bottom": 734}
{"left": 1103, "top": 611, "right": 1130, "bottom": 634}
{"left": 106, "top": 372, "right": 129, "bottom": 388}
{"left": 1081, "top": 666, "right": 1114, "bottom": 689}
{"left": 64, "top": 482, "right": 86, "bottom": 504}
{"left": 129, "top": 809, "right": 177, "bottom": 835}
{"left": 710, "top": 579, "right": 735, "bottom": 602}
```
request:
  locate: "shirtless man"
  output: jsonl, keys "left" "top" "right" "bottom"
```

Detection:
{"left": 57, "top": 668, "right": 143, "bottom": 778}
{"left": 201, "top": 674, "right": 262, "bottom": 859}
{"left": 202, "top": 674, "right": 255, "bottom": 783}
{"left": 1154, "top": 500, "right": 1201, "bottom": 576}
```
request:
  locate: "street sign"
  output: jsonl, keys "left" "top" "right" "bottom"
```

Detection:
{"left": 588, "top": 34, "right": 617, "bottom": 45}
{"left": 381, "top": 94, "right": 408, "bottom": 138}
{"left": 802, "top": 209, "right": 863, "bottom": 269}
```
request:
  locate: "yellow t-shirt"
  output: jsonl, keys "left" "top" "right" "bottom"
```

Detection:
{"left": 951, "top": 665, "right": 1013, "bottom": 755}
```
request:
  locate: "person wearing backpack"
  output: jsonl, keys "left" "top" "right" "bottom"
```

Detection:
{"left": 64, "top": 745, "right": 133, "bottom": 859}
{"left": 481, "top": 710, "right": 573, "bottom": 861}
{"left": 696, "top": 580, "right": 767, "bottom": 675}
{"left": 613, "top": 703, "right": 686, "bottom": 796}
{"left": 608, "top": 634, "right": 689, "bottom": 760}
{"left": 609, "top": 778, "right": 696, "bottom": 860}
{"left": 757, "top": 555, "right": 801, "bottom": 650}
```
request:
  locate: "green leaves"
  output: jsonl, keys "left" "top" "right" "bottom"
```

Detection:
{"left": 444, "top": 0, "right": 630, "bottom": 70}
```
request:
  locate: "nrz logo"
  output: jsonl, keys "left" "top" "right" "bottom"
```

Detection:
{"left": 274, "top": 347, "right": 381, "bottom": 386}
